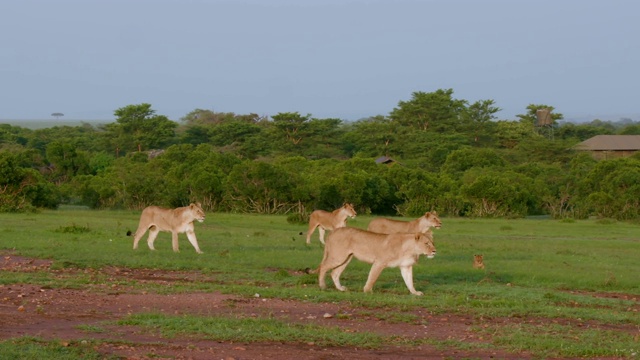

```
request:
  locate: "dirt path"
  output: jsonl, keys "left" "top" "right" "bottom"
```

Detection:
{"left": 0, "top": 254, "right": 631, "bottom": 359}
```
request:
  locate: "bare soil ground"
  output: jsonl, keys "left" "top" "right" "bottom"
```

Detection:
{"left": 1, "top": 253, "right": 636, "bottom": 359}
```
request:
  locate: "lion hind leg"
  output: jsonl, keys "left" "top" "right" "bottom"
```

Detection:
{"left": 133, "top": 230, "right": 144, "bottom": 250}
{"left": 363, "top": 262, "right": 386, "bottom": 293}
{"left": 132, "top": 223, "right": 150, "bottom": 250}
{"left": 186, "top": 230, "right": 203, "bottom": 254}
{"left": 319, "top": 252, "right": 350, "bottom": 291}
{"left": 318, "top": 264, "right": 329, "bottom": 290}
{"left": 306, "top": 222, "right": 318, "bottom": 244}
{"left": 147, "top": 227, "right": 160, "bottom": 251}
{"left": 330, "top": 254, "right": 353, "bottom": 292}
{"left": 400, "top": 266, "right": 423, "bottom": 296}
{"left": 318, "top": 227, "right": 326, "bottom": 244}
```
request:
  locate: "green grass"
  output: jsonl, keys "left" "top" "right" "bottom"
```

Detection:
{"left": 488, "top": 323, "right": 639, "bottom": 358}
{"left": 117, "top": 312, "right": 389, "bottom": 348}
{"left": 1, "top": 209, "right": 639, "bottom": 357}
{"left": 0, "top": 337, "right": 108, "bottom": 360}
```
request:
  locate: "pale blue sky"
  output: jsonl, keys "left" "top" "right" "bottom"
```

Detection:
{"left": 2, "top": 0, "right": 638, "bottom": 122}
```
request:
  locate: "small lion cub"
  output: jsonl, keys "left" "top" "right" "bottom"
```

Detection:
{"left": 473, "top": 254, "right": 485, "bottom": 269}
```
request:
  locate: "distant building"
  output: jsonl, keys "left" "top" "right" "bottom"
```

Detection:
{"left": 573, "top": 135, "right": 640, "bottom": 160}
{"left": 375, "top": 156, "right": 400, "bottom": 165}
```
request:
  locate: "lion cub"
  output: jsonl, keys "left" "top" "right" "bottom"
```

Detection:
{"left": 473, "top": 254, "right": 485, "bottom": 269}
{"left": 318, "top": 227, "right": 436, "bottom": 295}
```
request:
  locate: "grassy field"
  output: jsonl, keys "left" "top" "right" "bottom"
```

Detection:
{"left": 1, "top": 209, "right": 639, "bottom": 358}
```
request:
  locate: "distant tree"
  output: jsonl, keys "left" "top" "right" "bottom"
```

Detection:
{"left": 571, "top": 157, "right": 640, "bottom": 220}
{"left": 179, "top": 125, "right": 211, "bottom": 146}
{"left": 618, "top": 124, "right": 640, "bottom": 135}
{"left": 441, "top": 147, "right": 506, "bottom": 175}
{"left": 224, "top": 161, "right": 298, "bottom": 213}
{"left": 51, "top": 112, "right": 64, "bottom": 119}
{"left": 0, "top": 151, "right": 59, "bottom": 211}
{"left": 585, "top": 119, "right": 617, "bottom": 133}
{"left": 180, "top": 109, "right": 219, "bottom": 125}
{"left": 340, "top": 116, "right": 398, "bottom": 157}
{"left": 181, "top": 109, "right": 265, "bottom": 126}
{"left": 209, "top": 121, "right": 262, "bottom": 147}
{"left": 389, "top": 89, "right": 467, "bottom": 132}
{"left": 557, "top": 123, "right": 612, "bottom": 141}
{"left": 0, "top": 124, "right": 32, "bottom": 146}
{"left": 460, "top": 168, "right": 537, "bottom": 217}
{"left": 45, "top": 140, "right": 91, "bottom": 183}
{"left": 516, "top": 104, "right": 564, "bottom": 126}
{"left": 461, "top": 99, "right": 501, "bottom": 143}
{"left": 493, "top": 120, "right": 537, "bottom": 149}
{"left": 104, "top": 103, "right": 177, "bottom": 153}
{"left": 271, "top": 112, "right": 312, "bottom": 146}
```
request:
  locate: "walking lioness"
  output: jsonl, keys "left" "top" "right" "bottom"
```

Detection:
{"left": 306, "top": 203, "right": 357, "bottom": 244}
{"left": 318, "top": 227, "right": 436, "bottom": 295}
{"left": 130, "top": 203, "right": 205, "bottom": 254}
{"left": 367, "top": 211, "right": 442, "bottom": 234}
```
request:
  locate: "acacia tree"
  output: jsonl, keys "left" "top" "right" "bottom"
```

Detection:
{"left": 105, "top": 103, "right": 177, "bottom": 153}
{"left": 341, "top": 116, "right": 399, "bottom": 157}
{"left": 461, "top": 99, "right": 501, "bottom": 143}
{"left": 389, "top": 89, "right": 467, "bottom": 132}
{"left": 271, "top": 112, "right": 311, "bottom": 146}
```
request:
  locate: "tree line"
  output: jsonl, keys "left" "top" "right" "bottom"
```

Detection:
{"left": 1, "top": 89, "right": 639, "bottom": 220}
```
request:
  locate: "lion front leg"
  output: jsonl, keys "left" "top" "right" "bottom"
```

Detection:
{"left": 400, "top": 266, "right": 423, "bottom": 296}
{"left": 186, "top": 230, "right": 203, "bottom": 254}
{"left": 171, "top": 232, "right": 180, "bottom": 252}
{"left": 363, "top": 263, "right": 385, "bottom": 293}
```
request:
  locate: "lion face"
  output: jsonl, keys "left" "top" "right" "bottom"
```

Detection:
{"left": 190, "top": 203, "right": 206, "bottom": 223}
{"left": 343, "top": 203, "right": 357, "bottom": 219}
{"left": 416, "top": 232, "right": 436, "bottom": 259}
{"left": 473, "top": 254, "right": 485, "bottom": 269}
{"left": 423, "top": 211, "right": 442, "bottom": 229}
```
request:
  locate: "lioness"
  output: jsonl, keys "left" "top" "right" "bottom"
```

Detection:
{"left": 130, "top": 203, "right": 205, "bottom": 254}
{"left": 367, "top": 211, "right": 441, "bottom": 234}
{"left": 318, "top": 227, "right": 436, "bottom": 295}
{"left": 306, "top": 203, "right": 357, "bottom": 245}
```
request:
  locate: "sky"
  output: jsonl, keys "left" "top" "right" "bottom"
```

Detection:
{"left": 2, "top": 0, "right": 639, "bottom": 123}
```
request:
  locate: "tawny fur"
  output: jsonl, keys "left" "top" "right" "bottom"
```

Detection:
{"left": 367, "top": 211, "right": 442, "bottom": 234}
{"left": 306, "top": 203, "right": 356, "bottom": 244}
{"left": 318, "top": 227, "right": 436, "bottom": 295}
{"left": 131, "top": 203, "right": 205, "bottom": 254}
{"left": 473, "top": 254, "right": 485, "bottom": 269}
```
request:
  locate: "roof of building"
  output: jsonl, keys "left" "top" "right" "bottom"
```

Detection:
{"left": 375, "top": 156, "right": 396, "bottom": 164}
{"left": 573, "top": 135, "right": 640, "bottom": 151}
